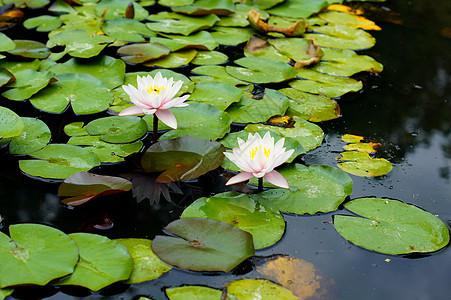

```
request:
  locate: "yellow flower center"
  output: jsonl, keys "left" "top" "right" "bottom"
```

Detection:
{"left": 249, "top": 146, "right": 271, "bottom": 159}
{"left": 146, "top": 85, "right": 164, "bottom": 94}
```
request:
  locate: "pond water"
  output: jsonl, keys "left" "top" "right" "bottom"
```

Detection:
{"left": 0, "top": 0, "right": 450, "bottom": 299}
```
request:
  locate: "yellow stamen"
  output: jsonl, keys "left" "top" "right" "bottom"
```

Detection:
{"left": 146, "top": 85, "right": 164, "bottom": 94}
{"left": 249, "top": 146, "right": 271, "bottom": 159}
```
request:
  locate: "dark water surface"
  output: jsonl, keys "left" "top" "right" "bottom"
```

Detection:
{"left": 1, "top": 0, "right": 450, "bottom": 299}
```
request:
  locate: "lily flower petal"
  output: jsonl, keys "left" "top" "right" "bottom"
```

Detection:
{"left": 155, "top": 109, "right": 177, "bottom": 129}
{"left": 264, "top": 170, "right": 289, "bottom": 189}
{"left": 118, "top": 106, "right": 146, "bottom": 116}
{"left": 226, "top": 172, "right": 254, "bottom": 185}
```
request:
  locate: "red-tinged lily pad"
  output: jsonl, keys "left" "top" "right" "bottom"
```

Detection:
{"left": 152, "top": 218, "right": 255, "bottom": 272}
{"left": 141, "top": 136, "right": 225, "bottom": 183}
{"left": 58, "top": 172, "right": 132, "bottom": 206}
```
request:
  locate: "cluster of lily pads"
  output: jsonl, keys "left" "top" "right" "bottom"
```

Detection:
{"left": 0, "top": 0, "right": 450, "bottom": 299}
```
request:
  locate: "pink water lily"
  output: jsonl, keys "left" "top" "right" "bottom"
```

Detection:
{"left": 224, "top": 132, "right": 294, "bottom": 189}
{"left": 119, "top": 72, "right": 189, "bottom": 129}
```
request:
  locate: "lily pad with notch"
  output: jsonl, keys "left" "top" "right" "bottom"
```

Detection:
{"left": 2, "top": 69, "right": 57, "bottom": 101}
{"left": 337, "top": 151, "right": 393, "bottom": 177}
{"left": 23, "top": 15, "right": 62, "bottom": 32}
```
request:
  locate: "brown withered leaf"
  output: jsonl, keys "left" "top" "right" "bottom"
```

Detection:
{"left": 125, "top": 2, "right": 134, "bottom": 19}
{"left": 248, "top": 9, "right": 305, "bottom": 37}
{"left": 245, "top": 35, "right": 268, "bottom": 54}
{"left": 0, "top": 9, "right": 24, "bottom": 29}
{"left": 293, "top": 40, "right": 323, "bottom": 69}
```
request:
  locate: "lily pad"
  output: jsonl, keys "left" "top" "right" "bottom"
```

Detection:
{"left": 118, "top": 42, "right": 171, "bottom": 64}
{"left": 226, "top": 279, "right": 297, "bottom": 300}
{"left": 268, "top": 37, "right": 322, "bottom": 62}
{"left": 159, "top": 0, "right": 193, "bottom": 6}
{"left": 280, "top": 88, "right": 340, "bottom": 122}
{"left": 191, "top": 50, "right": 228, "bottom": 65}
{"left": 0, "top": 59, "right": 40, "bottom": 75}
{"left": 334, "top": 198, "right": 450, "bottom": 254}
{"left": 0, "top": 224, "right": 78, "bottom": 288}
{"left": 166, "top": 286, "right": 222, "bottom": 300}
{"left": 102, "top": 18, "right": 155, "bottom": 42}
{"left": 95, "top": 0, "right": 149, "bottom": 20}
{"left": 258, "top": 164, "right": 353, "bottom": 215}
{"left": 147, "top": 12, "right": 219, "bottom": 36}
{"left": 245, "top": 116, "right": 324, "bottom": 151}
{"left": 0, "top": 32, "right": 14, "bottom": 52}
{"left": 210, "top": 26, "right": 254, "bottom": 46}
{"left": 115, "top": 238, "right": 172, "bottom": 284}
{"left": 226, "top": 57, "right": 296, "bottom": 84}
{"left": 188, "top": 82, "right": 242, "bottom": 110}
{"left": 172, "top": 0, "right": 235, "bottom": 15}
{"left": 3, "top": 0, "right": 50, "bottom": 8}
{"left": 58, "top": 172, "right": 132, "bottom": 206}
{"left": 337, "top": 151, "right": 393, "bottom": 177}
{"left": 55, "top": 233, "right": 132, "bottom": 291}
{"left": 191, "top": 65, "right": 249, "bottom": 86}
{"left": 152, "top": 218, "right": 255, "bottom": 272}
{"left": 2, "top": 69, "right": 56, "bottom": 101}
{"left": 144, "top": 49, "right": 198, "bottom": 68}
{"left": 85, "top": 116, "right": 147, "bottom": 144}
{"left": 319, "top": 10, "right": 381, "bottom": 31}
{"left": 152, "top": 31, "right": 219, "bottom": 51}
{"left": 0, "top": 288, "right": 13, "bottom": 300}
{"left": 268, "top": 0, "right": 328, "bottom": 19}
{"left": 181, "top": 192, "right": 285, "bottom": 249}
{"left": 0, "top": 68, "right": 15, "bottom": 88}
{"left": 7, "top": 40, "right": 50, "bottom": 59}
{"left": 6, "top": 117, "right": 51, "bottom": 155}
{"left": 0, "top": 106, "right": 23, "bottom": 139}
{"left": 216, "top": 4, "right": 269, "bottom": 27}
{"left": 48, "top": 55, "right": 126, "bottom": 89}
{"left": 19, "top": 144, "right": 101, "bottom": 179}
{"left": 23, "top": 15, "right": 63, "bottom": 32}
{"left": 30, "top": 73, "right": 113, "bottom": 115}
{"left": 141, "top": 137, "right": 225, "bottom": 183}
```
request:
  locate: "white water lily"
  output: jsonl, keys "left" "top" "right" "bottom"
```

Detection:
{"left": 119, "top": 72, "right": 189, "bottom": 129}
{"left": 224, "top": 132, "right": 294, "bottom": 189}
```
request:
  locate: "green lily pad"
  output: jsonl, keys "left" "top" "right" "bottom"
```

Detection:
{"left": 2, "top": 69, "right": 56, "bottom": 101}
{"left": 291, "top": 69, "right": 363, "bottom": 98}
{"left": 0, "top": 59, "right": 40, "bottom": 75}
{"left": 181, "top": 192, "right": 285, "bottom": 249}
{"left": 51, "top": 4, "right": 102, "bottom": 37}
{"left": 166, "top": 286, "right": 222, "bottom": 300}
{"left": 210, "top": 26, "right": 254, "bottom": 46}
{"left": 172, "top": 0, "right": 235, "bottom": 15}
{"left": 95, "top": 0, "right": 149, "bottom": 20}
{"left": 280, "top": 88, "right": 340, "bottom": 122}
{"left": 152, "top": 218, "right": 255, "bottom": 272}
{"left": 0, "top": 68, "right": 15, "bottom": 88}
{"left": 0, "top": 288, "right": 13, "bottom": 300}
{"left": 244, "top": 39, "right": 290, "bottom": 63}
{"left": 68, "top": 135, "right": 143, "bottom": 163}
{"left": 19, "top": 144, "right": 101, "bottom": 179}
{"left": 6, "top": 117, "right": 51, "bottom": 155}
{"left": 159, "top": 0, "right": 193, "bottom": 6}
{"left": 55, "top": 233, "right": 132, "bottom": 291}
{"left": 258, "top": 164, "right": 353, "bottom": 215}
{"left": 0, "top": 224, "right": 78, "bottom": 288}
{"left": 0, "top": 106, "right": 23, "bottom": 139}
{"left": 152, "top": 31, "right": 219, "bottom": 51}
{"left": 58, "top": 172, "right": 132, "bottom": 206}
{"left": 226, "top": 89, "right": 289, "bottom": 124}
{"left": 305, "top": 23, "right": 376, "bottom": 50}
{"left": 268, "top": 0, "right": 328, "bottom": 18}
{"left": 118, "top": 42, "right": 171, "bottom": 64}
{"left": 311, "top": 48, "right": 383, "bottom": 77}
{"left": 191, "top": 65, "right": 249, "bottom": 86}
{"left": 147, "top": 12, "right": 219, "bottom": 36}
{"left": 267, "top": 37, "right": 323, "bottom": 62}
{"left": 226, "top": 279, "right": 297, "bottom": 299}
{"left": 144, "top": 49, "right": 198, "bottom": 68}
{"left": 141, "top": 137, "right": 225, "bottom": 183}
{"left": 30, "top": 73, "right": 113, "bottom": 115}
{"left": 334, "top": 198, "right": 450, "bottom": 254}
{"left": 191, "top": 50, "right": 228, "bottom": 65}
{"left": 337, "top": 151, "right": 393, "bottom": 177}
{"left": 0, "top": 32, "right": 15, "bottom": 52}
{"left": 247, "top": 0, "right": 285, "bottom": 10}
{"left": 7, "top": 40, "right": 50, "bottom": 59}
{"left": 319, "top": 10, "right": 381, "bottom": 31}
{"left": 3, "top": 0, "right": 49, "bottom": 8}
{"left": 188, "top": 82, "right": 241, "bottom": 110}
{"left": 48, "top": 55, "right": 125, "bottom": 89}
{"left": 245, "top": 116, "right": 324, "bottom": 151}
{"left": 216, "top": 4, "right": 269, "bottom": 27}
{"left": 145, "top": 103, "right": 232, "bottom": 141}
{"left": 85, "top": 116, "right": 147, "bottom": 143}
{"left": 47, "top": 29, "right": 112, "bottom": 58}
{"left": 103, "top": 18, "right": 155, "bottom": 42}
{"left": 115, "top": 238, "right": 172, "bottom": 284}
{"left": 23, "top": 15, "right": 63, "bottom": 32}
{"left": 226, "top": 57, "right": 296, "bottom": 84}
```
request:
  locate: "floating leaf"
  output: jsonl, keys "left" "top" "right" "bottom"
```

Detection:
{"left": 334, "top": 198, "right": 450, "bottom": 254}
{"left": 166, "top": 286, "right": 222, "bottom": 300}
{"left": 319, "top": 10, "right": 381, "bottom": 31}
{"left": 191, "top": 65, "right": 249, "bottom": 86}
{"left": 0, "top": 32, "right": 15, "bottom": 52}
{"left": 115, "top": 238, "right": 172, "bottom": 284}
{"left": 144, "top": 49, "right": 197, "bottom": 68}
{"left": 181, "top": 192, "right": 285, "bottom": 249}
{"left": 210, "top": 26, "right": 254, "bottom": 46}
{"left": 102, "top": 18, "right": 155, "bottom": 42}
{"left": 6, "top": 117, "right": 51, "bottom": 155}
{"left": 246, "top": 0, "right": 285, "bottom": 10}
{"left": 152, "top": 31, "right": 219, "bottom": 51}
{"left": 337, "top": 151, "right": 393, "bottom": 177}
{"left": 267, "top": 37, "right": 323, "bottom": 62}
{"left": 159, "top": 0, "right": 193, "bottom": 6}
{"left": 58, "top": 172, "right": 132, "bottom": 206}
{"left": 2, "top": 69, "right": 56, "bottom": 101}
{"left": 48, "top": 55, "right": 125, "bottom": 89}
{"left": 280, "top": 88, "right": 340, "bottom": 122}
{"left": 30, "top": 73, "right": 113, "bottom": 115}
{"left": 55, "top": 233, "right": 132, "bottom": 291}
{"left": 0, "top": 59, "right": 40, "bottom": 74}
{"left": 226, "top": 89, "right": 289, "bottom": 123}
{"left": 191, "top": 50, "right": 228, "bottom": 65}
{"left": 95, "top": 0, "right": 149, "bottom": 20}
{"left": 152, "top": 218, "right": 255, "bottom": 272}
{"left": 3, "top": 0, "right": 50, "bottom": 8}
{"left": 7, "top": 40, "right": 50, "bottom": 59}
{"left": 226, "top": 279, "right": 297, "bottom": 299}
{"left": 188, "top": 82, "right": 241, "bottom": 110}
{"left": 343, "top": 142, "right": 381, "bottom": 153}
{"left": 268, "top": 0, "right": 329, "bottom": 19}
{"left": 85, "top": 116, "right": 147, "bottom": 143}
{"left": 117, "top": 42, "right": 171, "bottom": 64}
{"left": 147, "top": 12, "right": 219, "bottom": 36}
{"left": 0, "top": 224, "right": 78, "bottom": 288}
{"left": 19, "top": 144, "right": 101, "bottom": 179}
{"left": 0, "top": 67, "right": 15, "bottom": 88}
{"left": 23, "top": 15, "right": 62, "bottom": 32}
{"left": 141, "top": 137, "right": 225, "bottom": 183}
{"left": 0, "top": 288, "right": 13, "bottom": 300}
{"left": 172, "top": 0, "right": 235, "bottom": 15}
{"left": 258, "top": 164, "right": 353, "bottom": 215}
{"left": 0, "top": 106, "right": 23, "bottom": 139}
{"left": 245, "top": 116, "right": 324, "bottom": 151}
{"left": 226, "top": 57, "right": 296, "bottom": 84}
{"left": 217, "top": 3, "right": 269, "bottom": 27}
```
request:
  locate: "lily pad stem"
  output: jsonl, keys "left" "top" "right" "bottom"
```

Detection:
{"left": 153, "top": 114, "right": 158, "bottom": 141}
{"left": 258, "top": 177, "right": 263, "bottom": 193}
